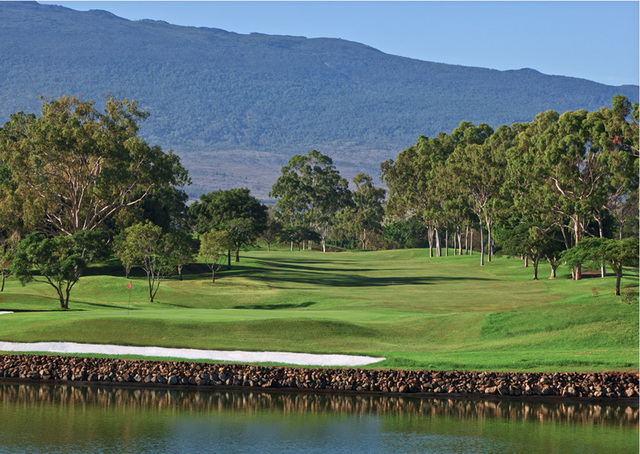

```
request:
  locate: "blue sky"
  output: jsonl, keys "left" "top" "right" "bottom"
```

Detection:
{"left": 40, "top": 1, "right": 639, "bottom": 86}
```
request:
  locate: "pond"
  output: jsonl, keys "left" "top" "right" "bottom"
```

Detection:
{"left": 0, "top": 383, "right": 637, "bottom": 453}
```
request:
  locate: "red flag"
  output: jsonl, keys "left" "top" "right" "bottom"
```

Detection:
{"left": 127, "top": 281, "right": 132, "bottom": 290}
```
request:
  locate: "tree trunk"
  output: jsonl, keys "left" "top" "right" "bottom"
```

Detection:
{"left": 560, "top": 225, "right": 571, "bottom": 250}
{"left": 57, "top": 290, "right": 67, "bottom": 310}
{"left": 465, "top": 225, "right": 469, "bottom": 255}
{"left": 573, "top": 215, "right": 582, "bottom": 280}
{"left": 486, "top": 218, "right": 492, "bottom": 262}
{"left": 267, "top": 241, "right": 271, "bottom": 252}
{"left": 524, "top": 256, "right": 528, "bottom": 268}
{"left": 549, "top": 260, "right": 558, "bottom": 279}
{"left": 212, "top": 269, "right": 216, "bottom": 284}
{"left": 147, "top": 272, "right": 154, "bottom": 302}
{"left": 596, "top": 213, "right": 606, "bottom": 277}
{"left": 615, "top": 270, "right": 622, "bottom": 297}
{"left": 445, "top": 229, "right": 449, "bottom": 257}
{"left": 1, "top": 274, "right": 4, "bottom": 292}
{"left": 178, "top": 265, "right": 183, "bottom": 281}
{"left": 435, "top": 228, "right": 441, "bottom": 257}
{"left": 227, "top": 250, "right": 231, "bottom": 269}
{"left": 470, "top": 228, "right": 474, "bottom": 255}
{"left": 479, "top": 226, "right": 485, "bottom": 266}
{"left": 235, "top": 245, "right": 240, "bottom": 262}
{"left": 532, "top": 258, "right": 538, "bottom": 280}
{"left": 427, "top": 226, "right": 434, "bottom": 257}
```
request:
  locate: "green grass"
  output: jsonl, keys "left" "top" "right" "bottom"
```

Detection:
{"left": 0, "top": 248, "right": 637, "bottom": 372}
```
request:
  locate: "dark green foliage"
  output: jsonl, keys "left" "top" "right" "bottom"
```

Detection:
{"left": 113, "top": 221, "right": 194, "bottom": 301}
{"left": 383, "top": 217, "right": 430, "bottom": 249}
{"left": 12, "top": 230, "right": 109, "bottom": 309}
{"left": 199, "top": 229, "right": 232, "bottom": 283}
{"left": 279, "top": 226, "right": 321, "bottom": 251}
{"left": 190, "top": 188, "right": 268, "bottom": 262}
{"left": 0, "top": 94, "right": 189, "bottom": 235}
{"left": 562, "top": 237, "right": 639, "bottom": 296}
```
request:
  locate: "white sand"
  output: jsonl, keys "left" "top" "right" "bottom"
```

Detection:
{"left": 0, "top": 341, "right": 385, "bottom": 366}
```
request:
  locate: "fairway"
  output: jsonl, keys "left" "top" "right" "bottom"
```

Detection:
{"left": 0, "top": 248, "right": 637, "bottom": 372}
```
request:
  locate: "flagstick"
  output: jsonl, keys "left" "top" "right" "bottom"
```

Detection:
{"left": 127, "top": 281, "right": 132, "bottom": 315}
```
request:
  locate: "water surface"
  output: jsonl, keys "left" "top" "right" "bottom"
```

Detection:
{"left": 0, "top": 383, "right": 637, "bottom": 453}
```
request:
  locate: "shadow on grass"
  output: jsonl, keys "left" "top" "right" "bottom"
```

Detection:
{"left": 231, "top": 258, "right": 493, "bottom": 288}
{"left": 233, "top": 301, "right": 316, "bottom": 310}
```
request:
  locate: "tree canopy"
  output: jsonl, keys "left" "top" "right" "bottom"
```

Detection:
{"left": 0, "top": 95, "right": 189, "bottom": 235}
{"left": 190, "top": 188, "right": 268, "bottom": 262}
{"left": 12, "top": 230, "right": 108, "bottom": 309}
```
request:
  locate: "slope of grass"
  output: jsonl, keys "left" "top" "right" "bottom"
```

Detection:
{"left": 0, "top": 248, "right": 637, "bottom": 372}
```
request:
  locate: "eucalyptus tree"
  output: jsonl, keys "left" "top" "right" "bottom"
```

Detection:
{"left": 382, "top": 133, "right": 453, "bottom": 257}
{"left": 496, "top": 217, "right": 565, "bottom": 280}
{"left": 502, "top": 120, "right": 569, "bottom": 277}
{"left": 114, "top": 221, "right": 184, "bottom": 302}
{"left": 344, "top": 172, "right": 386, "bottom": 249}
{"left": 260, "top": 216, "right": 282, "bottom": 251}
{"left": 270, "top": 150, "right": 350, "bottom": 252}
{"left": 0, "top": 232, "right": 19, "bottom": 291}
{"left": 592, "top": 95, "right": 639, "bottom": 241}
{"left": 199, "top": 229, "right": 232, "bottom": 283}
{"left": 12, "top": 230, "right": 109, "bottom": 309}
{"left": 525, "top": 104, "right": 635, "bottom": 279}
{"left": 445, "top": 122, "right": 499, "bottom": 265}
{"left": 0, "top": 95, "right": 189, "bottom": 235}
{"left": 190, "top": 188, "right": 268, "bottom": 262}
{"left": 562, "top": 237, "right": 638, "bottom": 296}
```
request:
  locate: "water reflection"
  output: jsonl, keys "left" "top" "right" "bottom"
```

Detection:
{"left": 0, "top": 383, "right": 637, "bottom": 453}
{"left": 2, "top": 383, "right": 636, "bottom": 426}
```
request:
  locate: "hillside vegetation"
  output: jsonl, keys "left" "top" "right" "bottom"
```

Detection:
{"left": 0, "top": 249, "right": 637, "bottom": 372}
{"left": 1, "top": 2, "right": 637, "bottom": 198}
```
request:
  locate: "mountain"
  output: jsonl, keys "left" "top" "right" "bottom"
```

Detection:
{"left": 1, "top": 1, "right": 637, "bottom": 200}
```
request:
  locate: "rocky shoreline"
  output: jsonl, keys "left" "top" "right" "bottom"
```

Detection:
{"left": 0, "top": 354, "right": 637, "bottom": 403}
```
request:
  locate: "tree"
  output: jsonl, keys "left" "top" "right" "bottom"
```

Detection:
{"left": 445, "top": 122, "right": 499, "bottom": 265}
{"left": 343, "top": 172, "right": 386, "bottom": 249}
{"left": 12, "top": 230, "right": 108, "bottom": 309}
{"left": 114, "top": 222, "right": 178, "bottom": 302}
{"left": 279, "top": 226, "right": 320, "bottom": 251}
{"left": 199, "top": 229, "right": 232, "bottom": 283}
{"left": 260, "top": 216, "right": 282, "bottom": 251}
{"left": 382, "top": 143, "right": 437, "bottom": 255}
{"left": 562, "top": 237, "right": 639, "bottom": 296}
{"left": 0, "top": 95, "right": 189, "bottom": 235}
{"left": 0, "top": 232, "right": 20, "bottom": 291}
{"left": 164, "top": 229, "right": 198, "bottom": 281}
{"left": 271, "top": 150, "right": 350, "bottom": 252}
{"left": 496, "top": 218, "right": 565, "bottom": 280}
{"left": 190, "top": 188, "right": 267, "bottom": 262}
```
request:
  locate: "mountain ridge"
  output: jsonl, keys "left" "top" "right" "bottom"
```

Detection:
{"left": 1, "top": 1, "right": 637, "bottom": 199}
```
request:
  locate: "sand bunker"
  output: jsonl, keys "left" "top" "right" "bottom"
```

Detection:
{"left": 0, "top": 341, "right": 385, "bottom": 367}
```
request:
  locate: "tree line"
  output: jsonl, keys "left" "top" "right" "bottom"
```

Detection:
{"left": 379, "top": 95, "right": 638, "bottom": 294}
{"left": 0, "top": 94, "right": 637, "bottom": 309}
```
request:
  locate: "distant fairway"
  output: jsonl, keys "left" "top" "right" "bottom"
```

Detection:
{"left": 0, "top": 248, "right": 637, "bottom": 371}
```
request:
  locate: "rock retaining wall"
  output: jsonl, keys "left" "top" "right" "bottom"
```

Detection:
{"left": 0, "top": 354, "right": 637, "bottom": 400}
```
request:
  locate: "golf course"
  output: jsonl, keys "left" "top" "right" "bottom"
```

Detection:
{"left": 0, "top": 247, "right": 637, "bottom": 372}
